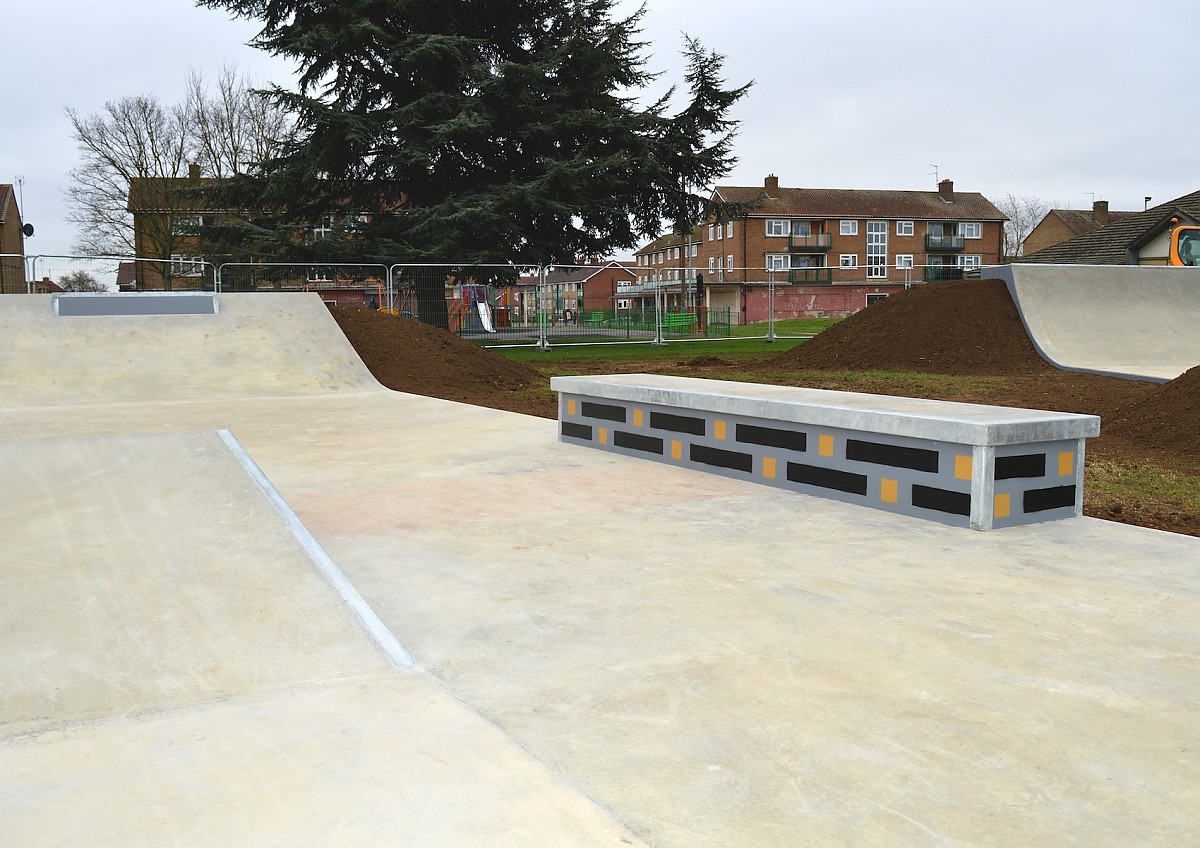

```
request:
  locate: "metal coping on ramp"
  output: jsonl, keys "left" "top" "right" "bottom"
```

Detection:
{"left": 55, "top": 292, "right": 218, "bottom": 317}
{"left": 552, "top": 374, "right": 1099, "bottom": 531}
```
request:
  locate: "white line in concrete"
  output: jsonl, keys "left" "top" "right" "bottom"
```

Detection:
{"left": 218, "top": 429, "right": 416, "bottom": 669}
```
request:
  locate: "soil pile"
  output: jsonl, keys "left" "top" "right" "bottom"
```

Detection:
{"left": 328, "top": 306, "right": 553, "bottom": 416}
{"left": 1106, "top": 364, "right": 1200, "bottom": 461}
{"left": 766, "top": 278, "right": 1050, "bottom": 376}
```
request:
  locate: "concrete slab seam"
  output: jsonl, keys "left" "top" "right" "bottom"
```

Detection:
{"left": 217, "top": 429, "right": 416, "bottom": 669}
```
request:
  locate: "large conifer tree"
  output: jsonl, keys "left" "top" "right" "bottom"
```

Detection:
{"left": 197, "top": 0, "right": 750, "bottom": 322}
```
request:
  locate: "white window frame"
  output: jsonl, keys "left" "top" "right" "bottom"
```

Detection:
{"left": 866, "top": 221, "right": 887, "bottom": 279}
{"left": 959, "top": 255, "right": 982, "bottom": 269}
{"left": 727, "top": 254, "right": 734, "bottom": 273}
{"left": 792, "top": 221, "right": 812, "bottom": 237}
{"left": 170, "top": 255, "right": 203, "bottom": 276}
{"left": 312, "top": 217, "right": 333, "bottom": 239}
{"left": 839, "top": 254, "right": 858, "bottom": 268}
{"left": 708, "top": 256, "right": 715, "bottom": 273}
{"left": 171, "top": 214, "right": 204, "bottom": 235}
{"left": 766, "top": 254, "right": 789, "bottom": 271}
{"left": 840, "top": 220, "right": 858, "bottom": 236}
{"left": 726, "top": 221, "right": 733, "bottom": 238}
{"left": 766, "top": 219, "right": 788, "bottom": 237}
{"left": 896, "top": 220, "right": 914, "bottom": 237}
{"left": 895, "top": 254, "right": 914, "bottom": 269}
{"left": 708, "top": 224, "right": 715, "bottom": 240}
{"left": 961, "top": 222, "right": 982, "bottom": 239}
{"left": 691, "top": 243, "right": 698, "bottom": 258}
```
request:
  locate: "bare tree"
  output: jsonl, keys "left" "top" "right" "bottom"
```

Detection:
{"left": 65, "top": 67, "right": 290, "bottom": 257}
{"left": 65, "top": 96, "right": 190, "bottom": 255}
{"left": 995, "top": 194, "right": 1053, "bottom": 260}
{"left": 185, "top": 66, "right": 291, "bottom": 179}
{"left": 58, "top": 270, "right": 107, "bottom": 291}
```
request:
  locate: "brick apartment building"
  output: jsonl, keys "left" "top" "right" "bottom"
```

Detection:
{"left": 632, "top": 176, "right": 1006, "bottom": 322}
{"left": 0, "top": 184, "right": 28, "bottom": 294}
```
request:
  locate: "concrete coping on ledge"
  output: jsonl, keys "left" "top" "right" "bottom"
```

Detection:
{"left": 549, "top": 374, "right": 1101, "bottom": 447}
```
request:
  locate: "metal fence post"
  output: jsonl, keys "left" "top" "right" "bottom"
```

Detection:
{"left": 535, "top": 264, "right": 550, "bottom": 351}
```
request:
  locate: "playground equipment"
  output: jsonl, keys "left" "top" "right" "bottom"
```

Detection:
{"left": 449, "top": 283, "right": 496, "bottom": 334}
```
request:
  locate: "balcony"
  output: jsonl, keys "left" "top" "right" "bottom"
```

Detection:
{"left": 788, "top": 267, "right": 834, "bottom": 284}
{"left": 788, "top": 233, "right": 832, "bottom": 252}
{"left": 925, "top": 234, "right": 965, "bottom": 252}
{"left": 923, "top": 266, "right": 965, "bottom": 283}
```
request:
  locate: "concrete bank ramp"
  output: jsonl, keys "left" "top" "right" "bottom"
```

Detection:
{"left": 0, "top": 292, "right": 383, "bottom": 407}
{"left": 0, "top": 430, "right": 643, "bottom": 847}
{"left": 988, "top": 264, "right": 1200, "bottom": 382}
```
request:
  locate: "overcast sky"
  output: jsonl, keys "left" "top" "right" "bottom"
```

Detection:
{"left": 4, "top": 0, "right": 1196, "bottom": 257}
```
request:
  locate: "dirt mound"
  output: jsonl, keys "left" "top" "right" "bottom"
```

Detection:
{"left": 1105, "top": 364, "right": 1200, "bottom": 460}
{"left": 328, "top": 306, "right": 552, "bottom": 415}
{"left": 766, "top": 278, "right": 1051, "bottom": 376}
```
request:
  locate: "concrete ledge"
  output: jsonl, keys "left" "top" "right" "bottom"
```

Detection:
{"left": 551, "top": 374, "right": 1099, "bottom": 530}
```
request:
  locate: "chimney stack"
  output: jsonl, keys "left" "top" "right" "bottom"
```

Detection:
{"left": 938, "top": 179, "right": 954, "bottom": 202}
{"left": 764, "top": 174, "right": 779, "bottom": 198}
{"left": 1093, "top": 199, "right": 1109, "bottom": 226}
{"left": 188, "top": 163, "right": 201, "bottom": 181}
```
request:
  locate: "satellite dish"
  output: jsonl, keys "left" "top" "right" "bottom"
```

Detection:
{"left": 21, "top": 223, "right": 33, "bottom": 237}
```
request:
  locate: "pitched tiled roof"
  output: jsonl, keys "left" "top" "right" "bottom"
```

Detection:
{"left": 1046, "top": 208, "right": 1138, "bottom": 238}
{"left": 713, "top": 185, "right": 1007, "bottom": 222}
{"left": 1022, "top": 189, "right": 1200, "bottom": 264}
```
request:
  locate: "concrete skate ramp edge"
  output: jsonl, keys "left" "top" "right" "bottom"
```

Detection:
{"left": 988, "top": 264, "right": 1200, "bottom": 382}
{"left": 0, "top": 292, "right": 383, "bottom": 407}
{"left": 0, "top": 429, "right": 407, "bottom": 732}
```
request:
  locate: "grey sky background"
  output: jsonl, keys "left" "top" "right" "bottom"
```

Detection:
{"left": 3, "top": 0, "right": 1196, "bottom": 258}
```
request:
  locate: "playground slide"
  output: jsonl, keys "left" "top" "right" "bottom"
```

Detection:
{"left": 476, "top": 301, "right": 496, "bottom": 333}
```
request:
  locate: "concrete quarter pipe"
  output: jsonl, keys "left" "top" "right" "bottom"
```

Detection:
{"left": 989, "top": 264, "right": 1200, "bottom": 382}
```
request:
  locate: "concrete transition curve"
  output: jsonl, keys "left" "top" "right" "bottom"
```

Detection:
{"left": 987, "top": 263, "right": 1200, "bottom": 383}
{"left": 0, "top": 291, "right": 384, "bottom": 407}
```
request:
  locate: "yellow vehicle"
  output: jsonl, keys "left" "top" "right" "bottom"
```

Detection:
{"left": 1168, "top": 220, "right": 1200, "bottom": 265}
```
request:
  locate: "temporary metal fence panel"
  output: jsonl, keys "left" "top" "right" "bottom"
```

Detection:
{"left": 0, "top": 254, "right": 27, "bottom": 294}
{"left": 26, "top": 255, "right": 218, "bottom": 294}
{"left": 216, "top": 263, "right": 390, "bottom": 309}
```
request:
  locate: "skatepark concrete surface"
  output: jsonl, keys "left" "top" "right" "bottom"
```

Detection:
{"left": 2, "top": 292, "right": 1199, "bottom": 846}
{"left": 991, "top": 263, "right": 1200, "bottom": 382}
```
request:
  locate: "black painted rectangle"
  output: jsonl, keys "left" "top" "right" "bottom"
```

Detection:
{"left": 650, "top": 411, "right": 706, "bottom": 435}
{"left": 786, "top": 462, "right": 868, "bottom": 496}
{"left": 911, "top": 484, "right": 971, "bottom": 516}
{"left": 846, "top": 439, "right": 939, "bottom": 473}
{"left": 613, "top": 430, "right": 664, "bottom": 455}
{"left": 581, "top": 401, "right": 627, "bottom": 423}
{"left": 736, "top": 423, "right": 807, "bottom": 452}
{"left": 1024, "top": 485, "right": 1076, "bottom": 513}
{"left": 561, "top": 421, "right": 592, "bottom": 441}
{"left": 995, "top": 453, "right": 1047, "bottom": 480}
{"left": 691, "top": 444, "right": 753, "bottom": 473}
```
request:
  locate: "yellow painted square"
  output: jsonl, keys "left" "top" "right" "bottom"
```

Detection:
{"left": 567, "top": 399, "right": 576, "bottom": 416}
{"left": 818, "top": 434, "right": 834, "bottom": 457}
{"left": 763, "top": 457, "right": 777, "bottom": 479}
{"left": 880, "top": 478, "right": 898, "bottom": 503}
{"left": 633, "top": 408, "right": 644, "bottom": 427}
{"left": 1058, "top": 451, "right": 1074, "bottom": 476}
{"left": 671, "top": 440, "right": 682, "bottom": 460}
{"left": 715, "top": 420, "right": 727, "bottom": 440}
{"left": 599, "top": 427, "right": 608, "bottom": 445}
{"left": 994, "top": 492, "right": 1011, "bottom": 519}
{"left": 954, "top": 454, "right": 973, "bottom": 481}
